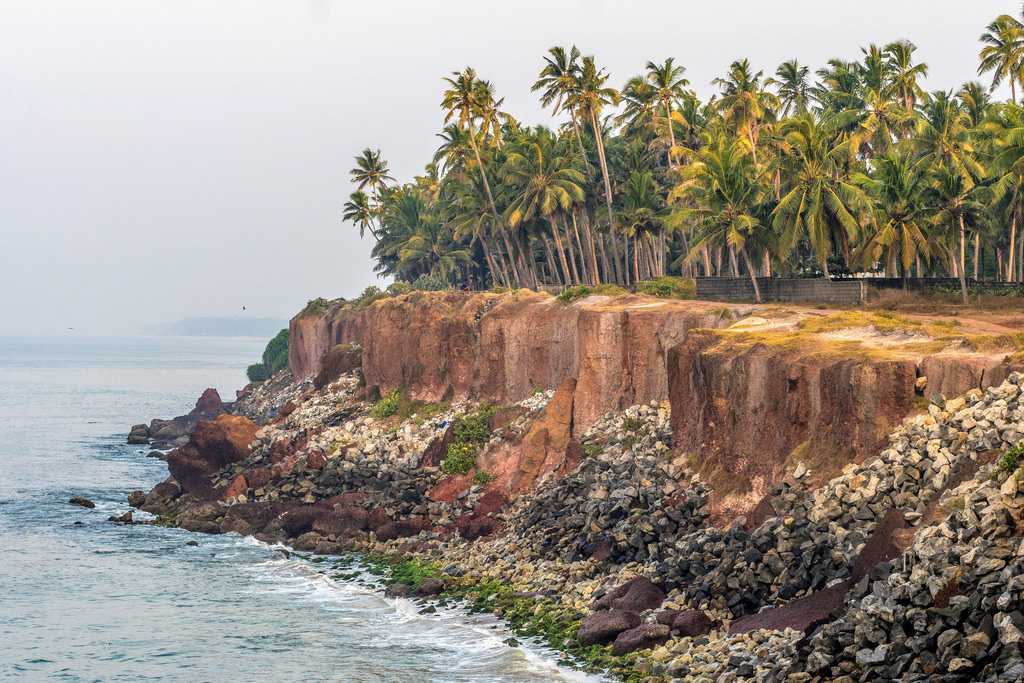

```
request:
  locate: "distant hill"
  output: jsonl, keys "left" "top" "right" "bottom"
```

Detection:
{"left": 144, "top": 317, "right": 288, "bottom": 337}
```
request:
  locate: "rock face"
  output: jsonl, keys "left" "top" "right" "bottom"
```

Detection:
{"left": 140, "top": 388, "right": 227, "bottom": 450}
{"left": 289, "top": 291, "right": 735, "bottom": 432}
{"left": 166, "top": 414, "right": 258, "bottom": 499}
{"left": 668, "top": 331, "right": 919, "bottom": 518}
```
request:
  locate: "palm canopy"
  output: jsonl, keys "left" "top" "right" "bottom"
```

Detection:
{"left": 769, "top": 59, "right": 812, "bottom": 117}
{"left": 342, "top": 190, "right": 376, "bottom": 239}
{"left": 772, "top": 115, "right": 870, "bottom": 275}
{"left": 350, "top": 148, "right": 394, "bottom": 197}
{"left": 502, "top": 139, "right": 585, "bottom": 227}
{"left": 914, "top": 91, "right": 984, "bottom": 184}
{"left": 853, "top": 147, "right": 933, "bottom": 276}
{"left": 978, "top": 14, "right": 1024, "bottom": 102}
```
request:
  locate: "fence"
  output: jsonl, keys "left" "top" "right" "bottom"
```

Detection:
{"left": 695, "top": 277, "right": 868, "bottom": 305}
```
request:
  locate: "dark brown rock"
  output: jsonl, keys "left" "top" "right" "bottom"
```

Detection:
{"left": 578, "top": 609, "right": 642, "bottom": 646}
{"left": 671, "top": 610, "right": 715, "bottom": 637}
{"left": 611, "top": 623, "right": 671, "bottom": 655}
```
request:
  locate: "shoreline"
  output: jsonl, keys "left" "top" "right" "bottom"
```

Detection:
{"left": 122, "top": 332, "right": 1024, "bottom": 681}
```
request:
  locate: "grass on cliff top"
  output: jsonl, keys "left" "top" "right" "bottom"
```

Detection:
{"left": 556, "top": 277, "right": 695, "bottom": 304}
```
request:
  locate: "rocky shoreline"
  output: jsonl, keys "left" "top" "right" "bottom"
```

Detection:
{"left": 118, "top": 342, "right": 1024, "bottom": 682}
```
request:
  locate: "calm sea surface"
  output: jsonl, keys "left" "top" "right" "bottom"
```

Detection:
{"left": 0, "top": 336, "right": 594, "bottom": 683}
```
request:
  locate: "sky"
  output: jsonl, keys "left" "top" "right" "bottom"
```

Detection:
{"left": 0, "top": 0, "right": 1015, "bottom": 335}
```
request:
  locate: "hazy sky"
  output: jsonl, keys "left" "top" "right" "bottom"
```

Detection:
{"left": 0, "top": 0, "right": 1014, "bottom": 335}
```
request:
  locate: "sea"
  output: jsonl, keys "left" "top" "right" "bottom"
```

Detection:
{"left": 0, "top": 336, "right": 597, "bottom": 683}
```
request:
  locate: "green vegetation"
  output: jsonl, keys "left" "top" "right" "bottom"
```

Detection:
{"left": 362, "top": 554, "right": 654, "bottom": 682}
{"left": 997, "top": 442, "right": 1023, "bottom": 473}
{"left": 245, "top": 328, "right": 289, "bottom": 383}
{"left": 557, "top": 284, "right": 628, "bottom": 303}
{"left": 246, "top": 363, "right": 269, "bottom": 383}
{"left": 300, "top": 297, "right": 332, "bottom": 316}
{"left": 636, "top": 276, "right": 696, "bottom": 299}
{"left": 472, "top": 470, "right": 495, "bottom": 486}
{"left": 340, "top": 9, "right": 1024, "bottom": 307}
{"left": 370, "top": 389, "right": 403, "bottom": 418}
{"left": 441, "top": 404, "right": 498, "bottom": 475}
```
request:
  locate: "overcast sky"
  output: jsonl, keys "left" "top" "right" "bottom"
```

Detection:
{"left": 0, "top": 0, "right": 1014, "bottom": 335}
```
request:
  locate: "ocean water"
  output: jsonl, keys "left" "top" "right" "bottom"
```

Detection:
{"left": 0, "top": 337, "right": 596, "bottom": 683}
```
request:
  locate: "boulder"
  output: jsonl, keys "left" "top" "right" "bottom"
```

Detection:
{"left": 219, "top": 502, "right": 286, "bottom": 536}
{"left": 594, "top": 577, "right": 665, "bottom": 612}
{"left": 670, "top": 610, "right": 715, "bottom": 637}
{"left": 578, "top": 609, "right": 642, "bottom": 646}
{"left": 190, "top": 388, "right": 223, "bottom": 419}
{"left": 375, "top": 519, "right": 427, "bottom": 541}
{"left": 127, "top": 490, "right": 146, "bottom": 508}
{"left": 69, "top": 496, "right": 95, "bottom": 509}
{"left": 279, "top": 505, "right": 330, "bottom": 537}
{"left": 140, "top": 480, "right": 181, "bottom": 514}
{"left": 312, "top": 507, "right": 369, "bottom": 537}
{"left": 108, "top": 511, "right": 133, "bottom": 524}
{"left": 611, "top": 623, "right": 671, "bottom": 655}
{"left": 221, "top": 474, "right": 247, "bottom": 500}
{"left": 415, "top": 578, "right": 446, "bottom": 596}
{"left": 127, "top": 424, "right": 149, "bottom": 444}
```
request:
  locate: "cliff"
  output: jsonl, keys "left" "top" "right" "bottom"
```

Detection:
{"left": 291, "top": 292, "right": 1021, "bottom": 515}
{"left": 289, "top": 291, "right": 746, "bottom": 432}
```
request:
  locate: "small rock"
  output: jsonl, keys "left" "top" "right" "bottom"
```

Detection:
{"left": 69, "top": 496, "right": 95, "bottom": 509}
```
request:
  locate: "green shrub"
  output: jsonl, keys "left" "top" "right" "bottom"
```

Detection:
{"left": 440, "top": 404, "right": 498, "bottom": 475}
{"left": 636, "top": 276, "right": 696, "bottom": 299}
{"left": 387, "top": 282, "right": 413, "bottom": 296}
{"left": 557, "top": 284, "right": 628, "bottom": 303}
{"left": 262, "top": 329, "right": 289, "bottom": 374}
{"left": 473, "top": 470, "right": 495, "bottom": 486}
{"left": 998, "top": 443, "right": 1024, "bottom": 474}
{"left": 246, "top": 363, "right": 268, "bottom": 383}
{"left": 371, "top": 389, "right": 402, "bottom": 418}
{"left": 453, "top": 405, "right": 496, "bottom": 444}
{"left": 442, "top": 442, "right": 478, "bottom": 475}
{"left": 621, "top": 417, "right": 644, "bottom": 433}
{"left": 412, "top": 273, "right": 451, "bottom": 291}
{"left": 300, "top": 297, "right": 331, "bottom": 316}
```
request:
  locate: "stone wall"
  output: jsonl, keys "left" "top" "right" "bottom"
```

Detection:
{"left": 695, "top": 277, "right": 866, "bottom": 305}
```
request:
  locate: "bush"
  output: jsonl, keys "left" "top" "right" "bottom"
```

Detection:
{"left": 371, "top": 389, "right": 402, "bottom": 418}
{"left": 557, "top": 284, "right": 628, "bottom": 303}
{"left": 262, "top": 329, "right": 289, "bottom": 375}
{"left": 412, "top": 273, "right": 451, "bottom": 291}
{"left": 246, "top": 363, "right": 269, "bottom": 383}
{"left": 998, "top": 443, "right": 1024, "bottom": 474}
{"left": 441, "top": 442, "right": 478, "bottom": 475}
{"left": 636, "top": 276, "right": 696, "bottom": 299}
{"left": 440, "top": 404, "right": 498, "bottom": 475}
{"left": 473, "top": 470, "right": 495, "bottom": 486}
{"left": 300, "top": 297, "right": 331, "bottom": 316}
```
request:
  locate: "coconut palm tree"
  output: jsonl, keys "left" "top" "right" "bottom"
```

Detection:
{"left": 957, "top": 81, "right": 993, "bottom": 128}
{"left": 769, "top": 60, "right": 812, "bottom": 117}
{"left": 884, "top": 40, "right": 929, "bottom": 114}
{"left": 573, "top": 55, "right": 621, "bottom": 245}
{"left": 533, "top": 46, "right": 590, "bottom": 165}
{"left": 442, "top": 68, "right": 502, "bottom": 220}
{"left": 670, "top": 133, "right": 770, "bottom": 301}
{"left": 930, "top": 165, "right": 983, "bottom": 302}
{"left": 342, "top": 190, "right": 377, "bottom": 239}
{"left": 712, "top": 59, "right": 778, "bottom": 165}
{"left": 978, "top": 14, "right": 1024, "bottom": 103}
{"left": 914, "top": 91, "right": 984, "bottom": 183}
{"left": 854, "top": 148, "right": 933, "bottom": 284}
{"left": 502, "top": 138, "right": 586, "bottom": 284}
{"left": 772, "top": 115, "right": 871, "bottom": 277}
{"left": 645, "top": 58, "right": 690, "bottom": 166}
{"left": 350, "top": 148, "right": 394, "bottom": 200}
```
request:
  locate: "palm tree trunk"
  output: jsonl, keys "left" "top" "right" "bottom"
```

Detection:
{"left": 468, "top": 124, "right": 500, "bottom": 222}
{"left": 577, "top": 211, "right": 600, "bottom": 285}
{"left": 549, "top": 218, "right": 573, "bottom": 285}
{"left": 632, "top": 235, "right": 641, "bottom": 284}
{"left": 561, "top": 216, "right": 581, "bottom": 284}
{"left": 729, "top": 246, "right": 740, "bottom": 278}
{"left": 597, "top": 230, "right": 611, "bottom": 283}
{"left": 1009, "top": 209, "right": 1017, "bottom": 282}
{"left": 665, "top": 103, "right": 677, "bottom": 169}
{"left": 541, "top": 234, "right": 562, "bottom": 286}
{"left": 741, "top": 248, "right": 762, "bottom": 303}
{"left": 974, "top": 231, "right": 980, "bottom": 280}
{"left": 702, "top": 246, "right": 712, "bottom": 277}
{"left": 607, "top": 232, "right": 622, "bottom": 284}
{"left": 570, "top": 113, "right": 592, "bottom": 175}
{"left": 569, "top": 214, "right": 593, "bottom": 282}
{"left": 479, "top": 236, "right": 503, "bottom": 288}
{"left": 589, "top": 108, "right": 617, "bottom": 233}
{"left": 498, "top": 230, "right": 522, "bottom": 286}
{"left": 959, "top": 215, "right": 969, "bottom": 304}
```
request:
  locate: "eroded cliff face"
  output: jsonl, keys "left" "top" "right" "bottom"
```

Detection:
{"left": 289, "top": 291, "right": 740, "bottom": 432}
{"left": 290, "top": 292, "right": 1022, "bottom": 519}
